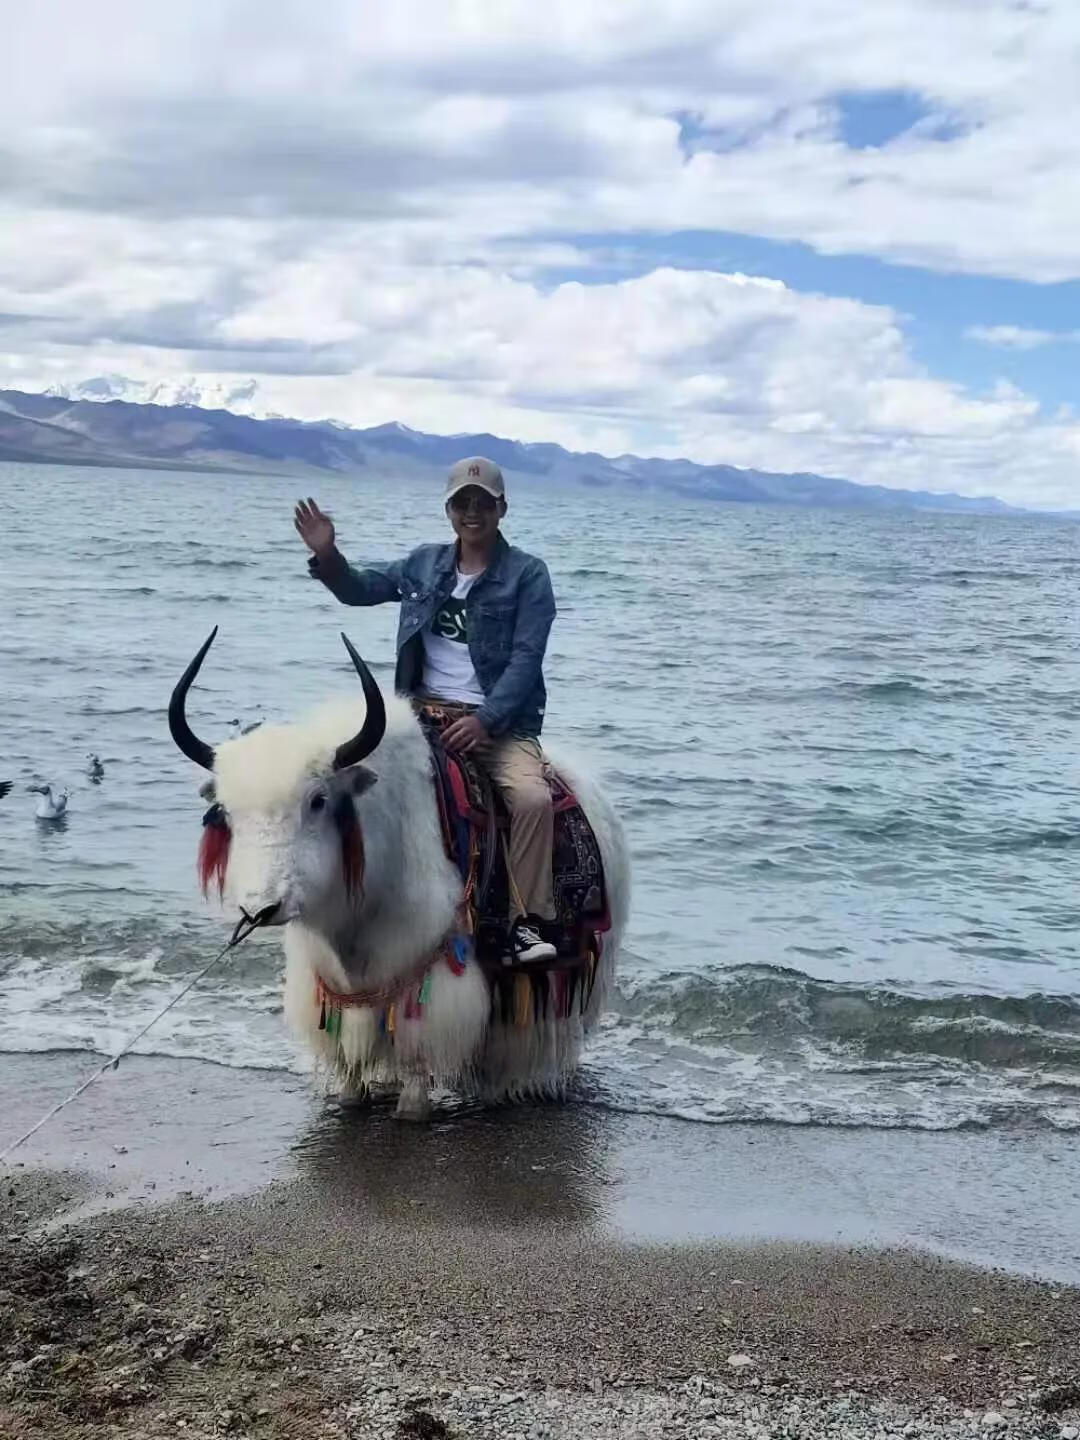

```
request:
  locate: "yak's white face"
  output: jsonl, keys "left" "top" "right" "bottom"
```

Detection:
{"left": 172, "top": 641, "right": 476, "bottom": 989}
{"left": 216, "top": 771, "right": 375, "bottom": 926}
{"left": 200, "top": 702, "right": 379, "bottom": 929}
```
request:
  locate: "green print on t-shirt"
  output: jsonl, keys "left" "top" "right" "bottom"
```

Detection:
{"left": 431, "top": 596, "right": 468, "bottom": 644}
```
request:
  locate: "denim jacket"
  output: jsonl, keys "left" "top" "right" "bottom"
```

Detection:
{"left": 308, "top": 534, "right": 555, "bottom": 737}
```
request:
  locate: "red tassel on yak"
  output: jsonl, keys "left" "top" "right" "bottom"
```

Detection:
{"left": 197, "top": 805, "right": 231, "bottom": 897}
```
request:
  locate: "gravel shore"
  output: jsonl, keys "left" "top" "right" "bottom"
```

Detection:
{"left": 4, "top": 1162, "right": 1080, "bottom": 1439}
{"left": 4, "top": 1053, "right": 1080, "bottom": 1437}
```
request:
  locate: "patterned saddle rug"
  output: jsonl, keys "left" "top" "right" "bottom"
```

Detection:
{"left": 417, "top": 704, "right": 610, "bottom": 980}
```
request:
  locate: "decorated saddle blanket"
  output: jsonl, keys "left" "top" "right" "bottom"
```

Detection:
{"left": 416, "top": 703, "right": 609, "bottom": 974}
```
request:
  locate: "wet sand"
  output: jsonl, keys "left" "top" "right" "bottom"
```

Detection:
{"left": 3, "top": 1052, "right": 1080, "bottom": 1276}
{"left": 3, "top": 1052, "right": 1080, "bottom": 1437}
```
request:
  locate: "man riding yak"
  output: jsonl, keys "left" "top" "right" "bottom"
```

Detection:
{"left": 294, "top": 456, "right": 559, "bottom": 967}
{"left": 167, "top": 454, "right": 622, "bottom": 1111}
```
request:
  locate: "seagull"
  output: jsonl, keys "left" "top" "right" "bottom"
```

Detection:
{"left": 226, "top": 718, "right": 263, "bottom": 741}
{"left": 87, "top": 753, "right": 105, "bottom": 781}
{"left": 0, "top": 780, "right": 12, "bottom": 799}
{"left": 29, "top": 784, "right": 68, "bottom": 820}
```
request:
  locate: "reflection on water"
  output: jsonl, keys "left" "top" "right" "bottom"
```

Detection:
{"left": 292, "top": 1095, "right": 610, "bottom": 1231}
{"left": 34, "top": 814, "right": 69, "bottom": 838}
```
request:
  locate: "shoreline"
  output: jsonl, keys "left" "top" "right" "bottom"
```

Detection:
{"left": 3, "top": 1051, "right": 1080, "bottom": 1277}
{"left": 4, "top": 1052, "right": 1080, "bottom": 1437}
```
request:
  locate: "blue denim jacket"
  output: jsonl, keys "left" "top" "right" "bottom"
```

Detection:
{"left": 309, "top": 534, "right": 555, "bottom": 737}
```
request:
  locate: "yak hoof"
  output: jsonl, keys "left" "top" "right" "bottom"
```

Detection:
{"left": 395, "top": 1079, "right": 431, "bottom": 1123}
{"left": 335, "top": 1076, "right": 369, "bottom": 1109}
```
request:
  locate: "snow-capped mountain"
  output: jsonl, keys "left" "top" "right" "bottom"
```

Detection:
{"left": 0, "top": 384, "right": 1018, "bottom": 514}
{"left": 44, "top": 374, "right": 262, "bottom": 414}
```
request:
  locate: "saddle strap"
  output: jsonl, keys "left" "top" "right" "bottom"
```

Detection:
{"left": 425, "top": 728, "right": 498, "bottom": 924}
{"left": 315, "top": 944, "right": 459, "bottom": 1013}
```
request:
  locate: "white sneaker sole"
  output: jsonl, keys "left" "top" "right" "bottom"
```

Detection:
{"left": 505, "top": 942, "right": 558, "bottom": 965}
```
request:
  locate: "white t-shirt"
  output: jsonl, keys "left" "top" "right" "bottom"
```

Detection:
{"left": 421, "top": 569, "right": 485, "bottom": 705}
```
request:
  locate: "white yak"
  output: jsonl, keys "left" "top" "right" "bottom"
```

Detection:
{"left": 169, "top": 629, "right": 630, "bottom": 1119}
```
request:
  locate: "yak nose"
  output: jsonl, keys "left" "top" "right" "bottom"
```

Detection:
{"left": 239, "top": 903, "right": 291, "bottom": 929}
{"left": 232, "top": 883, "right": 294, "bottom": 926}
{"left": 240, "top": 901, "right": 282, "bottom": 928}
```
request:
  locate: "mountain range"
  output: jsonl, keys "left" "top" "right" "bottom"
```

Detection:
{"left": 0, "top": 381, "right": 1018, "bottom": 514}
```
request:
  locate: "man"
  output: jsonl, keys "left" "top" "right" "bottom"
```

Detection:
{"left": 294, "top": 457, "right": 558, "bottom": 964}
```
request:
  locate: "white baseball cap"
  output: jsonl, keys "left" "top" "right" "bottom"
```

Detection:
{"left": 445, "top": 456, "right": 505, "bottom": 502}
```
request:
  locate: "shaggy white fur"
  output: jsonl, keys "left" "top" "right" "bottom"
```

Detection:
{"left": 211, "top": 691, "right": 629, "bottom": 1116}
{"left": 214, "top": 699, "right": 378, "bottom": 811}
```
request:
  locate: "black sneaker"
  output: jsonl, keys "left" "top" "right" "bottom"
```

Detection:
{"left": 507, "top": 921, "right": 557, "bottom": 965}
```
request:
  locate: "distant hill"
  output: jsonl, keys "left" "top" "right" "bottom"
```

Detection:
{"left": 0, "top": 385, "right": 1018, "bottom": 515}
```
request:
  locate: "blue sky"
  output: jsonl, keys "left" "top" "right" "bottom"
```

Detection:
{"left": 835, "top": 89, "right": 967, "bottom": 149}
{"left": 3, "top": 1, "right": 1080, "bottom": 507}
{"left": 544, "top": 227, "right": 1080, "bottom": 412}
{"left": 554, "top": 82, "right": 1080, "bottom": 415}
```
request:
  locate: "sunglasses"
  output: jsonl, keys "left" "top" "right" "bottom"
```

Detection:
{"left": 448, "top": 489, "right": 498, "bottom": 513}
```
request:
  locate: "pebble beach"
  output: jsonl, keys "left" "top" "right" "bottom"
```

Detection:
{"left": 3, "top": 1053, "right": 1080, "bottom": 1439}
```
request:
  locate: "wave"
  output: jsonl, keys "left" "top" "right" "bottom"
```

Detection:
{"left": 840, "top": 679, "right": 934, "bottom": 700}
{"left": 986, "top": 826, "right": 1080, "bottom": 852}
{"left": 0, "top": 914, "right": 244, "bottom": 966}
{"left": 609, "top": 963, "right": 1080, "bottom": 1072}
{"left": 741, "top": 678, "right": 970, "bottom": 705}
{"left": 76, "top": 702, "right": 172, "bottom": 716}
{"left": 5, "top": 916, "right": 1079, "bottom": 1080}
{"left": 579, "top": 1084, "right": 1080, "bottom": 1133}
{"left": 0, "top": 1039, "right": 299, "bottom": 1076}
{"left": 941, "top": 569, "right": 1036, "bottom": 582}
{"left": 3, "top": 923, "right": 1079, "bottom": 1130}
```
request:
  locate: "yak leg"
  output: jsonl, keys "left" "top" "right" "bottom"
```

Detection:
{"left": 395, "top": 1075, "right": 431, "bottom": 1122}
{"left": 336, "top": 1074, "right": 369, "bottom": 1108}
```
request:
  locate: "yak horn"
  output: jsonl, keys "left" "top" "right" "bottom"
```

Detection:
{"left": 168, "top": 627, "right": 218, "bottom": 772}
{"left": 334, "top": 634, "right": 387, "bottom": 770}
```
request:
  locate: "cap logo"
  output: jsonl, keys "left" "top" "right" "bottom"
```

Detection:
{"left": 468, "top": 464, "right": 481, "bottom": 477}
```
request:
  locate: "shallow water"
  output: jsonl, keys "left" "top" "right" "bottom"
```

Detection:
{"left": 2, "top": 460, "right": 1079, "bottom": 1130}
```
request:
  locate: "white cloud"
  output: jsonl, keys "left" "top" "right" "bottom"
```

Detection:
{"left": 967, "top": 325, "right": 1080, "bottom": 350}
{"left": 2, "top": 1, "right": 1080, "bottom": 279}
{"left": 3, "top": 2, "right": 1080, "bottom": 508}
{"left": 6, "top": 257, "right": 1080, "bottom": 509}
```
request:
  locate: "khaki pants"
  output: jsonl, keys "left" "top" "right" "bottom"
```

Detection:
{"left": 416, "top": 698, "right": 556, "bottom": 924}
{"left": 486, "top": 735, "right": 556, "bottom": 923}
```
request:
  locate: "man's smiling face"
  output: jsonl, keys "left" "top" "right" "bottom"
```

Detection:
{"left": 447, "top": 485, "right": 504, "bottom": 548}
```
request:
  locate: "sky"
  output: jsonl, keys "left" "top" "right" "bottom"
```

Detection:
{"left": 2, "top": 1, "right": 1080, "bottom": 508}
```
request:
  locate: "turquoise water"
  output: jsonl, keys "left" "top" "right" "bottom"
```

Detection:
{"left": 2, "top": 460, "right": 1080, "bottom": 1128}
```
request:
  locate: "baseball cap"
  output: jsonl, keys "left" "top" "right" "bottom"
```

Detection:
{"left": 445, "top": 456, "right": 505, "bottom": 503}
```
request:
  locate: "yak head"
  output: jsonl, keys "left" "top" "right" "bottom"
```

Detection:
{"left": 168, "top": 628, "right": 386, "bottom": 930}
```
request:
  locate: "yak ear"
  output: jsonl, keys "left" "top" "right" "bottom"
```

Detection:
{"left": 337, "top": 764, "right": 377, "bottom": 798}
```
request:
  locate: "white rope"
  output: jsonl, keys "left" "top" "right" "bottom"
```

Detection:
{"left": 0, "top": 919, "right": 260, "bottom": 1166}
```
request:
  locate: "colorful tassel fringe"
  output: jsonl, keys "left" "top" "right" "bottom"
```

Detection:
{"left": 316, "top": 930, "right": 602, "bottom": 1050}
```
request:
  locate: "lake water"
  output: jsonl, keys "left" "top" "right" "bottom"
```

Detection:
{"left": 2, "top": 460, "right": 1079, "bottom": 1131}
